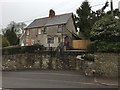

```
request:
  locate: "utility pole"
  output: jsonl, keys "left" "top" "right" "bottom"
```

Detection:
{"left": 119, "top": 1, "right": 120, "bottom": 12}
{"left": 110, "top": 0, "right": 113, "bottom": 16}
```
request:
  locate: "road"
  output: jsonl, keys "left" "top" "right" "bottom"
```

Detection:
{"left": 2, "top": 70, "right": 118, "bottom": 88}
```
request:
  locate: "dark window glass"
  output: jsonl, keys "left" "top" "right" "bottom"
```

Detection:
{"left": 58, "top": 37, "right": 60, "bottom": 43}
{"left": 48, "top": 36, "right": 54, "bottom": 43}
{"left": 43, "top": 27, "right": 47, "bottom": 34}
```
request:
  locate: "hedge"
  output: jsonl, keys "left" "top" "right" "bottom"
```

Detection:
{"left": 87, "top": 41, "right": 120, "bottom": 53}
{"left": 2, "top": 44, "right": 45, "bottom": 55}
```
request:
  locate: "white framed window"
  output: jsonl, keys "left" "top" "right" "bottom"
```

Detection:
{"left": 26, "top": 36, "right": 29, "bottom": 43}
{"left": 38, "top": 28, "right": 41, "bottom": 34}
{"left": 26, "top": 30, "right": 29, "bottom": 35}
{"left": 31, "top": 39, "right": 34, "bottom": 45}
{"left": 58, "top": 25, "right": 62, "bottom": 33}
{"left": 26, "top": 43, "right": 28, "bottom": 46}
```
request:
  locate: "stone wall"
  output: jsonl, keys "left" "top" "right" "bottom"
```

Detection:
{"left": 84, "top": 53, "right": 119, "bottom": 77}
{"left": 2, "top": 53, "right": 77, "bottom": 71}
{"left": 95, "top": 53, "right": 120, "bottom": 62}
{"left": 2, "top": 53, "right": 119, "bottom": 77}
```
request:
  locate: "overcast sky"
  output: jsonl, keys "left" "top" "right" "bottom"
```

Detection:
{"left": 0, "top": 0, "right": 120, "bottom": 33}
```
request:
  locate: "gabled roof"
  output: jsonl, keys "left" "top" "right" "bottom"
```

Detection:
{"left": 25, "top": 13, "right": 73, "bottom": 29}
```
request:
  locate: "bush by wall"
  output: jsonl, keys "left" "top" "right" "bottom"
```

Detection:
{"left": 2, "top": 45, "right": 45, "bottom": 55}
{"left": 83, "top": 53, "right": 118, "bottom": 77}
{"left": 87, "top": 41, "right": 120, "bottom": 53}
{"left": 82, "top": 54, "right": 95, "bottom": 62}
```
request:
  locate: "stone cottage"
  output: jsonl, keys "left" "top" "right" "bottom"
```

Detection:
{"left": 20, "top": 9, "right": 79, "bottom": 49}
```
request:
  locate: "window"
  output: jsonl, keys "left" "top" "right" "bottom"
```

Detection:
{"left": 58, "top": 25, "right": 62, "bottom": 33}
{"left": 47, "top": 36, "right": 54, "bottom": 43}
{"left": 23, "top": 30, "right": 25, "bottom": 34}
{"left": 58, "top": 37, "right": 61, "bottom": 43}
{"left": 43, "top": 27, "right": 47, "bottom": 34}
{"left": 26, "top": 30, "right": 29, "bottom": 35}
{"left": 38, "top": 28, "right": 41, "bottom": 34}
{"left": 31, "top": 39, "right": 34, "bottom": 45}
{"left": 26, "top": 43, "right": 28, "bottom": 46}
{"left": 26, "top": 36, "right": 29, "bottom": 43}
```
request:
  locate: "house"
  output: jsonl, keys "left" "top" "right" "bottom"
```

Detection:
{"left": 20, "top": 9, "right": 80, "bottom": 49}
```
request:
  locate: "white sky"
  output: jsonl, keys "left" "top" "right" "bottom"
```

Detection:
{"left": 0, "top": 0, "right": 120, "bottom": 33}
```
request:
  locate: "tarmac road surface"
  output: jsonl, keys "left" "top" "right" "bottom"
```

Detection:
{"left": 2, "top": 70, "right": 118, "bottom": 88}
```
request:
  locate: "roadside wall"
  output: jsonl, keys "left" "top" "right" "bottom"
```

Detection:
{"left": 2, "top": 53, "right": 119, "bottom": 77}
{"left": 2, "top": 53, "right": 77, "bottom": 70}
{"left": 84, "top": 53, "right": 119, "bottom": 77}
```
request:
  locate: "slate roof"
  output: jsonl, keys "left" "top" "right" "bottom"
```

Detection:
{"left": 25, "top": 13, "right": 73, "bottom": 29}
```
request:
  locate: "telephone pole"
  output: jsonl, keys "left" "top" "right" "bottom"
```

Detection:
{"left": 110, "top": 0, "right": 113, "bottom": 16}
{"left": 118, "top": 1, "right": 120, "bottom": 12}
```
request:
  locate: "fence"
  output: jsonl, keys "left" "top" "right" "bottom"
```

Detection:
{"left": 72, "top": 40, "right": 90, "bottom": 50}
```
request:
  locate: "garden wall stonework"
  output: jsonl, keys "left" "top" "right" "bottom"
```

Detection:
{"left": 2, "top": 53, "right": 119, "bottom": 77}
{"left": 84, "top": 53, "right": 119, "bottom": 77}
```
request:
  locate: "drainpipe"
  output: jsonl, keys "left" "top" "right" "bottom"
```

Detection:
{"left": 62, "top": 24, "right": 64, "bottom": 51}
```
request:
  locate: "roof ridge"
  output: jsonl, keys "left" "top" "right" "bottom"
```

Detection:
{"left": 35, "top": 12, "right": 73, "bottom": 20}
{"left": 25, "top": 12, "right": 73, "bottom": 29}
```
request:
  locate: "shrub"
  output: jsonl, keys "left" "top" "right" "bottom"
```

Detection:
{"left": 89, "top": 15, "right": 120, "bottom": 53}
{"left": 2, "top": 45, "right": 45, "bottom": 55}
{"left": 2, "top": 36, "right": 10, "bottom": 47}
{"left": 84, "top": 57, "right": 118, "bottom": 77}
{"left": 87, "top": 42, "right": 97, "bottom": 53}
{"left": 82, "top": 54, "right": 95, "bottom": 62}
{"left": 87, "top": 41, "right": 120, "bottom": 53}
{"left": 90, "top": 15, "right": 120, "bottom": 42}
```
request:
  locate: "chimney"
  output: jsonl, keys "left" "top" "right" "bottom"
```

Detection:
{"left": 49, "top": 9, "right": 55, "bottom": 18}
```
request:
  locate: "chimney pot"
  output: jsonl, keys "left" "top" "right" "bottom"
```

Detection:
{"left": 49, "top": 9, "right": 55, "bottom": 18}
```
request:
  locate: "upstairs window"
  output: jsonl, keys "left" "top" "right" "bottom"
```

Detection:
{"left": 26, "top": 36, "right": 29, "bottom": 43}
{"left": 43, "top": 27, "right": 47, "bottom": 34}
{"left": 38, "top": 28, "right": 41, "bottom": 34}
{"left": 26, "top": 30, "right": 29, "bottom": 35}
{"left": 58, "top": 25, "right": 63, "bottom": 33}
